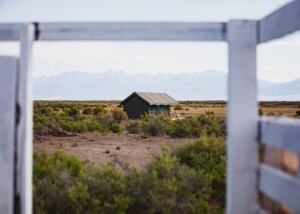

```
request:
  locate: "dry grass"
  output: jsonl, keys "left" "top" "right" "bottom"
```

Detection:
{"left": 33, "top": 101, "right": 300, "bottom": 167}
{"left": 172, "top": 101, "right": 300, "bottom": 118}
{"left": 34, "top": 132, "right": 193, "bottom": 170}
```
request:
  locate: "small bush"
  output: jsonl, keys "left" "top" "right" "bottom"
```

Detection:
{"left": 173, "top": 135, "right": 226, "bottom": 206}
{"left": 125, "top": 121, "right": 141, "bottom": 134}
{"left": 296, "top": 110, "right": 300, "bottom": 117}
{"left": 93, "top": 106, "right": 106, "bottom": 116}
{"left": 111, "top": 108, "right": 128, "bottom": 123}
{"left": 98, "top": 113, "right": 114, "bottom": 127}
{"left": 174, "top": 105, "right": 183, "bottom": 110}
{"left": 168, "top": 118, "right": 200, "bottom": 138}
{"left": 75, "top": 122, "right": 88, "bottom": 133}
{"left": 34, "top": 149, "right": 213, "bottom": 214}
{"left": 67, "top": 106, "right": 80, "bottom": 117}
{"left": 86, "top": 122, "right": 106, "bottom": 132}
{"left": 40, "top": 107, "right": 53, "bottom": 116}
{"left": 164, "top": 125, "right": 175, "bottom": 136}
{"left": 116, "top": 146, "right": 121, "bottom": 150}
{"left": 110, "top": 123, "right": 122, "bottom": 133}
{"left": 71, "top": 142, "right": 78, "bottom": 147}
{"left": 82, "top": 107, "right": 93, "bottom": 115}
{"left": 142, "top": 115, "right": 167, "bottom": 136}
{"left": 140, "top": 134, "right": 149, "bottom": 139}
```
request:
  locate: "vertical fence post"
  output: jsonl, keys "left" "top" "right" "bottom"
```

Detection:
{"left": 227, "top": 20, "right": 258, "bottom": 214}
{"left": 16, "top": 23, "right": 34, "bottom": 214}
{"left": 0, "top": 56, "right": 18, "bottom": 214}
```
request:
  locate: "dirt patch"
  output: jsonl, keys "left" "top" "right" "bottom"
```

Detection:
{"left": 33, "top": 132, "right": 194, "bottom": 169}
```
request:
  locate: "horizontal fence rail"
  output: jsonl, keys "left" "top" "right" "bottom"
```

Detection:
{"left": 259, "top": 164, "right": 300, "bottom": 213}
{"left": 0, "top": 24, "right": 20, "bottom": 41}
{"left": 0, "top": 22, "right": 226, "bottom": 41}
{"left": 259, "top": 116, "right": 300, "bottom": 153}
{"left": 259, "top": 0, "right": 300, "bottom": 43}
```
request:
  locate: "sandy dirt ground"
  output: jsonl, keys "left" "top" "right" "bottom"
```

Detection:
{"left": 33, "top": 132, "right": 194, "bottom": 169}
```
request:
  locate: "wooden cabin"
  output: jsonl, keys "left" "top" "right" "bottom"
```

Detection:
{"left": 120, "top": 92, "right": 178, "bottom": 118}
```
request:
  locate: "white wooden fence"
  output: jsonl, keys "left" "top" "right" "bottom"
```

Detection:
{"left": 0, "top": 1, "right": 299, "bottom": 213}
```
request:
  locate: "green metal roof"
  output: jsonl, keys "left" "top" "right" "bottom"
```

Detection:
{"left": 121, "top": 92, "right": 178, "bottom": 105}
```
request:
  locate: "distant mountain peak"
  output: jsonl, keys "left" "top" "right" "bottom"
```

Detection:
{"left": 33, "top": 70, "right": 300, "bottom": 101}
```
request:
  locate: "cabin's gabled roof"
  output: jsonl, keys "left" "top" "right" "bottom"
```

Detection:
{"left": 121, "top": 92, "right": 178, "bottom": 105}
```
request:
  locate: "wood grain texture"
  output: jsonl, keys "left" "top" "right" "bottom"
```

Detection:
{"left": 1, "top": 22, "right": 226, "bottom": 41}
{"left": 0, "top": 56, "right": 18, "bottom": 214}
{"left": 259, "top": 164, "right": 300, "bottom": 213}
{"left": 259, "top": 116, "right": 300, "bottom": 153}
{"left": 226, "top": 20, "right": 258, "bottom": 214}
{"left": 259, "top": 0, "right": 300, "bottom": 43}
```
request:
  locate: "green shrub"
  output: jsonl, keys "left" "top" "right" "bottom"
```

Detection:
{"left": 71, "top": 143, "right": 78, "bottom": 147}
{"left": 169, "top": 118, "right": 199, "bottom": 138}
{"left": 125, "top": 121, "right": 141, "bottom": 134}
{"left": 93, "top": 106, "right": 106, "bottom": 116}
{"left": 39, "top": 107, "right": 53, "bottom": 116}
{"left": 142, "top": 115, "right": 167, "bottom": 136}
{"left": 140, "top": 113, "right": 150, "bottom": 121}
{"left": 33, "top": 149, "right": 213, "bottom": 214}
{"left": 82, "top": 107, "right": 93, "bottom": 115}
{"left": 173, "top": 135, "right": 226, "bottom": 206}
{"left": 125, "top": 146, "right": 211, "bottom": 213}
{"left": 174, "top": 105, "right": 183, "bottom": 110}
{"left": 33, "top": 152, "right": 88, "bottom": 213}
{"left": 111, "top": 108, "right": 128, "bottom": 123}
{"left": 86, "top": 122, "right": 107, "bottom": 132}
{"left": 60, "top": 121, "right": 73, "bottom": 132}
{"left": 164, "top": 125, "right": 175, "bottom": 136}
{"left": 166, "top": 113, "right": 225, "bottom": 138}
{"left": 110, "top": 123, "right": 123, "bottom": 133}
{"left": 66, "top": 106, "right": 80, "bottom": 117}
{"left": 34, "top": 113, "right": 49, "bottom": 127}
{"left": 140, "top": 134, "right": 149, "bottom": 139}
{"left": 72, "top": 122, "right": 87, "bottom": 133}
{"left": 98, "top": 113, "right": 114, "bottom": 127}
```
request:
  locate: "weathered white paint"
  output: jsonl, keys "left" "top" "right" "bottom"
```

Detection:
{"left": 0, "top": 56, "right": 18, "bottom": 214}
{"left": 259, "top": 116, "right": 300, "bottom": 153}
{"left": 227, "top": 20, "right": 258, "bottom": 214}
{"left": 16, "top": 24, "right": 34, "bottom": 214}
{"left": 259, "top": 0, "right": 300, "bottom": 43}
{"left": 259, "top": 164, "right": 300, "bottom": 213}
{"left": 0, "top": 22, "right": 226, "bottom": 41}
{"left": 0, "top": 23, "right": 20, "bottom": 41}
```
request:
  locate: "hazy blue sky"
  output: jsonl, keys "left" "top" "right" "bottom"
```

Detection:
{"left": 1, "top": 0, "right": 299, "bottom": 83}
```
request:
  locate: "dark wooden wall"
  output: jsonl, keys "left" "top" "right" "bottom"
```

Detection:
{"left": 123, "top": 96, "right": 149, "bottom": 118}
